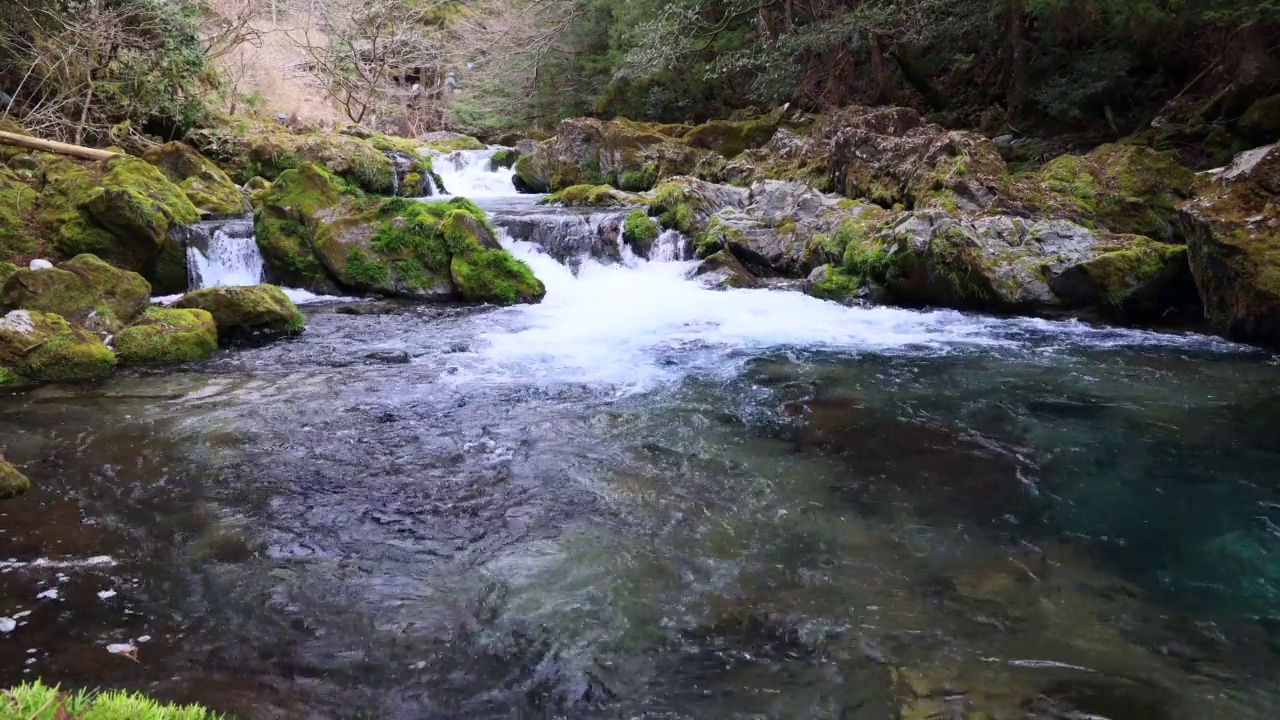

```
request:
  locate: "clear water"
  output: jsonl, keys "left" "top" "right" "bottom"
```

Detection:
{"left": 2, "top": 161, "right": 1279, "bottom": 719}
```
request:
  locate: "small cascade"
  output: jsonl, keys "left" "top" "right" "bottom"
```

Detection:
{"left": 431, "top": 147, "right": 516, "bottom": 197}
{"left": 649, "top": 230, "right": 690, "bottom": 263}
{"left": 181, "top": 215, "right": 264, "bottom": 289}
{"left": 494, "top": 211, "right": 630, "bottom": 268}
{"left": 386, "top": 151, "right": 436, "bottom": 197}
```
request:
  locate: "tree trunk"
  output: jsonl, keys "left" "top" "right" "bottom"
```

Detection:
{"left": 869, "top": 34, "right": 900, "bottom": 105}
{"left": 783, "top": 0, "right": 793, "bottom": 32}
{"left": 891, "top": 46, "right": 947, "bottom": 111}
{"left": 1006, "top": 0, "right": 1027, "bottom": 121}
{"left": 0, "top": 131, "right": 118, "bottom": 161}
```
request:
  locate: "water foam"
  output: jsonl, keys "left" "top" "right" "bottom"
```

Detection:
{"left": 430, "top": 148, "right": 517, "bottom": 198}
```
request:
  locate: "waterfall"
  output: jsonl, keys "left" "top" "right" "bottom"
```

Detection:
{"left": 182, "top": 216, "right": 264, "bottom": 289}
{"left": 649, "top": 230, "right": 689, "bottom": 263}
{"left": 430, "top": 148, "right": 517, "bottom": 198}
{"left": 386, "top": 151, "right": 436, "bottom": 198}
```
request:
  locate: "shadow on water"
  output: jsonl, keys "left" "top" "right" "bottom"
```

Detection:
{"left": 1, "top": 295, "right": 1280, "bottom": 716}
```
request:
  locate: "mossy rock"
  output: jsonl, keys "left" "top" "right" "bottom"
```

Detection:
{"left": 513, "top": 154, "right": 550, "bottom": 193}
{"left": 0, "top": 460, "right": 30, "bottom": 499}
{"left": 173, "top": 284, "right": 304, "bottom": 343}
{"left": 0, "top": 262, "right": 19, "bottom": 285}
{"left": 143, "top": 141, "right": 248, "bottom": 215}
{"left": 489, "top": 148, "right": 518, "bottom": 171}
{"left": 443, "top": 210, "right": 545, "bottom": 305}
{"left": 0, "top": 167, "right": 40, "bottom": 263}
{"left": 188, "top": 122, "right": 397, "bottom": 194}
{"left": 0, "top": 254, "right": 150, "bottom": 328}
{"left": 419, "top": 132, "right": 486, "bottom": 153}
{"left": 251, "top": 165, "right": 344, "bottom": 293}
{"left": 116, "top": 307, "right": 218, "bottom": 366}
{"left": 37, "top": 155, "right": 198, "bottom": 292}
{"left": 1240, "top": 95, "right": 1280, "bottom": 142}
{"left": 1047, "top": 238, "right": 1197, "bottom": 318}
{"left": 0, "top": 309, "right": 116, "bottom": 382}
{"left": 1024, "top": 144, "right": 1195, "bottom": 241}
{"left": 623, "top": 209, "right": 660, "bottom": 256}
{"left": 649, "top": 177, "right": 749, "bottom": 236}
{"left": 1179, "top": 144, "right": 1280, "bottom": 345}
{"left": 807, "top": 264, "right": 861, "bottom": 303}
{"left": 543, "top": 184, "right": 640, "bottom": 207}
{"left": 683, "top": 116, "right": 780, "bottom": 159}
{"left": 694, "top": 248, "right": 760, "bottom": 289}
{"left": 244, "top": 176, "right": 271, "bottom": 193}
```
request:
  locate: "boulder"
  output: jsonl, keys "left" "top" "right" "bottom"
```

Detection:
{"left": 0, "top": 262, "right": 16, "bottom": 285}
{"left": 0, "top": 166, "right": 39, "bottom": 262}
{"left": 0, "top": 309, "right": 116, "bottom": 382}
{"left": 443, "top": 210, "right": 546, "bottom": 305}
{"left": 1178, "top": 144, "right": 1280, "bottom": 345}
{"left": 827, "top": 105, "right": 1012, "bottom": 211}
{"left": 173, "top": 285, "right": 304, "bottom": 342}
{"left": 1239, "top": 94, "right": 1280, "bottom": 142}
{"left": 188, "top": 121, "right": 396, "bottom": 194}
{"left": 694, "top": 249, "right": 760, "bottom": 289}
{"left": 622, "top": 210, "right": 660, "bottom": 257}
{"left": 143, "top": 141, "right": 249, "bottom": 215}
{"left": 36, "top": 155, "right": 199, "bottom": 293}
{"left": 1018, "top": 143, "right": 1196, "bottom": 242}
{"left": 251, "top": 164, "right": 345, "bottom": 293}
{"left": 0, "top": 460, "right": 29, "bottom": 499}
{"left": 115, "top": 307, "right": 218, "bottom": 366}
{"left": 648, "top": 176, "right": 749, "bottom": 235}
{"left": 0, "top": 254, "right": 151, "bottom": 330}
{"left": 543, "top": 184, "right": 642, "bottom": 208}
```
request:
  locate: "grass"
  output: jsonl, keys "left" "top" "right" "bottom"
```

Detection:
{"left": 0, "top": 681, "right": 224, "bottom": 719}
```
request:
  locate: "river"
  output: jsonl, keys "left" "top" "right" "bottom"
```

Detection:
{"left": 0, "top": 149, "right": 1278, "bottom": 719}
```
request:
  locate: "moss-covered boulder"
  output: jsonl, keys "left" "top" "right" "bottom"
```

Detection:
{"left": 187, "top": 121, "right": 396, "bottom": 194}
{"left": 251, "top": 164, "right": 344, "bottom": 293}
{"left": 36, "top": 155, "right": 199, "bottom": 293}
{"left": 623, "top": 209, "right": 660, "bottom": 257}
{"left": 0, "top": 166, "right": 40, "bottom": 263}
{"left": 0, "top": 254, "right": 150, "bottom": 330}
{"left": 648, "top": 177, "right": 749, "bottom": 235}
{"left": 143, "top": 141, "right": 248, "bottom": 215}
{"left": 1240, "top": 95, "right": 1280, "bottom": 142}
{"left": 0, "top": 309, "right": 116, "bottom": 382}
{"left": 0, "top": 262, "right": 17, "bottom": 285}
{"left": 1019, "top": 144, "right": 1196, "bottom": 242}
{"left": 827, "top": 105, "right": 1012, "bottom": 212}
{"left": 173, "top": 285, "right": 304, "bottom": 343}
{"left": 116, "top": 307, "right": 218, "bottom": 366}
{"left": 1178, "top": 144, "right": 1280, "bottom": 345}
{"left": 1047, "top": 238, "right": 1198, "bottom": 319}
{"left": 543, "top": 184, "right": 642, "bottom": 208}
{"left": 0, "top": 460, "right": 30, "bottom": 499}
{"left": 694, "top": 249, "right": 760, "bottom": 289}
{"left": 444, "top": 210, "right": 546, "bottom": 305}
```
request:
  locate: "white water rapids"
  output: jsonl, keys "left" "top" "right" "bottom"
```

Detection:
{"left": 429, "top": 148, "right": 518, "bottom": 198}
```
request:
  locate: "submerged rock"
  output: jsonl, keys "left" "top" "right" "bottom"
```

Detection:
{"left": 115, "top": 307, "right": 219, "bottom": 366}
{"left": 0, "top": 309, "right": 116, "bottom": 382}
{"left": 0, "top": 460, "right": 29, "bottom": 499}
{"left": 1179, "top": 143, "right": 1280, "bottom": 346}
{"left": 0, "top": 254, "right": 151, "bottom": 330}
{"left": 173, "top": 285, "right": 304, "bottom": 343}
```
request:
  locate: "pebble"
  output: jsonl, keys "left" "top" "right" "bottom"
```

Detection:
{"left": 0, "top": 618, "right": 15, "bottom": 633}
{"left": 28, "top": 259, "right": 53, "bottom": 271}
{"left": 35, "top": 588, "right": 58, "bottom": 600}
{"left": 106, "top": 643, "right": 136, "bottom": 655}
{"left": 97, "top": 590, "right": 117, "bottom": 600}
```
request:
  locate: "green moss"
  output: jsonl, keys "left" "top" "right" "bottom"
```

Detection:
{"left": 619, "top": 165, "right": 659, "bottom": 192}
{"left": 0, "top": 168, "right": 40, "bottom": 262}
{"left": 513, "top": 155, "right": 548, "bottom": 192}
{"left": 421, "top": 135, "right": 486, "bottom": 153}
{"left": 810, "top": 265, "right": 860, "bottom": 302}
{"left": 0, "top": 460, "right": 30, "bottom": 499}
{"left": 650, "top": 183, "right": 696, "bottom": 234}
{"left": 0, "top": 310, "right": 116, "bottom": 382}
{"left": 0, "top": 262, "right": 18, "bottom": 285}
{"left": 489, "top": 149, "right": 516, "bottom": 170}
{"left": 142, "top": 142, "right": 246, "bottom": 215}
{"left": 251, "top": 164, "right": 343, "bottom": 291}
{"left": 544, "top": 184, "right": 638, "bottom": 207}
{"left": 623, "top": 210, "right": 659, "bottom": 248}
{"left": 0, "top": 365, "right": 17, "bottom": 385}
{"left": 345, "top": 248, "right": 391, "bottom": 287}
{"left": 1079, "top": 240, "right": 1187, "bottom": 306}
{"left": 683, "top": 118, "right": 779, "bottom": 159}
{"left": 173, "top": 285, "right": 304, "bottom": 342}
{"left": 442, "top": 210, "right": 545, "bottom": 305}
{"left": 0, "top": 679, "right": 224, "bottom": 718}
{"left": 115, "top": 307, "right": 218, "bottom": 366}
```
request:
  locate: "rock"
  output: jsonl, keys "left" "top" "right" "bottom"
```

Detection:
{"left": 805, "top": 264, "right": 860, "bottom": 304}
{"left": 365, "top": 350, "right": 410, "bottom": 364}
{"left": 0, "top": 460, "right": 29, "bottom": 499}
{"left": 1178, "top": 143, "right": 1280, "bottom": 345}
{"left": 693, "top": 249, "right": 760, "bottom": 289}
{"left": 0, "top": 167, "right": 39, "bottom": 262}
{"left": 142, "top": 141, "right": 249, "bottom": 215}
{"left": 115, "top": 308, "right": 218, "bottom": 366}
{"left": 28, "top": 259, "right": 52, "bottom": 270}
{"left": 1239, "top": 94, "right": 1280, "bottom": 142}
{"left": 716, "top": 127, "right": 830, "bottom": 190}
{"left": 542, "top": 184, "right": 642, "bottom": 208}
{"left": 1019, "top": 143, "right": 1196, "bottom": 242}
{"left": 0, "top": 262, "right": 16, "bottom": 286}
{"left": 622, "top": 210, "right": 660, "bottom": 257}
{"left": 0, "top": 254, "right": 151, "bottom": 330}
{"left": 243, "top": 176, "right": 271, "bottom": 193}
{"left": 0, "top": 310, "right": 116, "bottom": 382}
{"left": 188, "top": 121, "right": 397, "bottom": 194}
{"left": 443, "top": 210, "right": 546, "bottom": 305}
{"left": 173, "top": 285, "right": 305, "bottom": 343}
{"left": 37, "top": 155, "right": 199, "bottom": 293}
{"left": 648, "top": 176, "right": 750, "bottom": 235}
{"left": 827, "top": 105, "right": 1012, "bottom": 211}
{"left": 1048, "top": 239, "right": 1199, "bottom": 319}
{"left": 251, "top": 164, "right": 345, "bottom": 293}
{"left": 418, "top": 132, "right": 485, "bottom": 153}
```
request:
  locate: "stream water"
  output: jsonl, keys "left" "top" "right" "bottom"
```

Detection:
{"left": 1, "top": 151, "right": 1279, "bottom": 719}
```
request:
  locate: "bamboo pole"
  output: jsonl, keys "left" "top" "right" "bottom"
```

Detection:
{"left": 0, "top": 131, "right": 118, "bottom": 161}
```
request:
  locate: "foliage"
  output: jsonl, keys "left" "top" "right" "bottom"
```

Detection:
{"left": 0, "top": 680, "right": 223, "bottom": 719}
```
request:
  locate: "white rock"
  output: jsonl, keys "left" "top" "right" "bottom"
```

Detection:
{"left": 35, "top": 588, "right": 58, "bottom": 600}
{"left": 135, "top": 635, "right": 151, "bottom": 644}
{"left": 0, "top": 310, "right": 35, "bottom": 335}
{"left": 28, "top": 259, "right": 53, "bottom": 271}
{"left": 0, "top": 618, "right": 15, "bottom": 633}
{"left": 106, "top": 643, "right": 136, "bottom": 655}
{"left": 97, "top": 590, "right": 117, "bottom": 600}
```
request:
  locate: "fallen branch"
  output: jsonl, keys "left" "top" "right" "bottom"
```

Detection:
{"left": 0, "top": 130, "right": 118, "bottom": 161}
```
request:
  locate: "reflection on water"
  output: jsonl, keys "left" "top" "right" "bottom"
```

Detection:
{"left": 1, "top": 262, "right": 1279, "bottom": 718}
